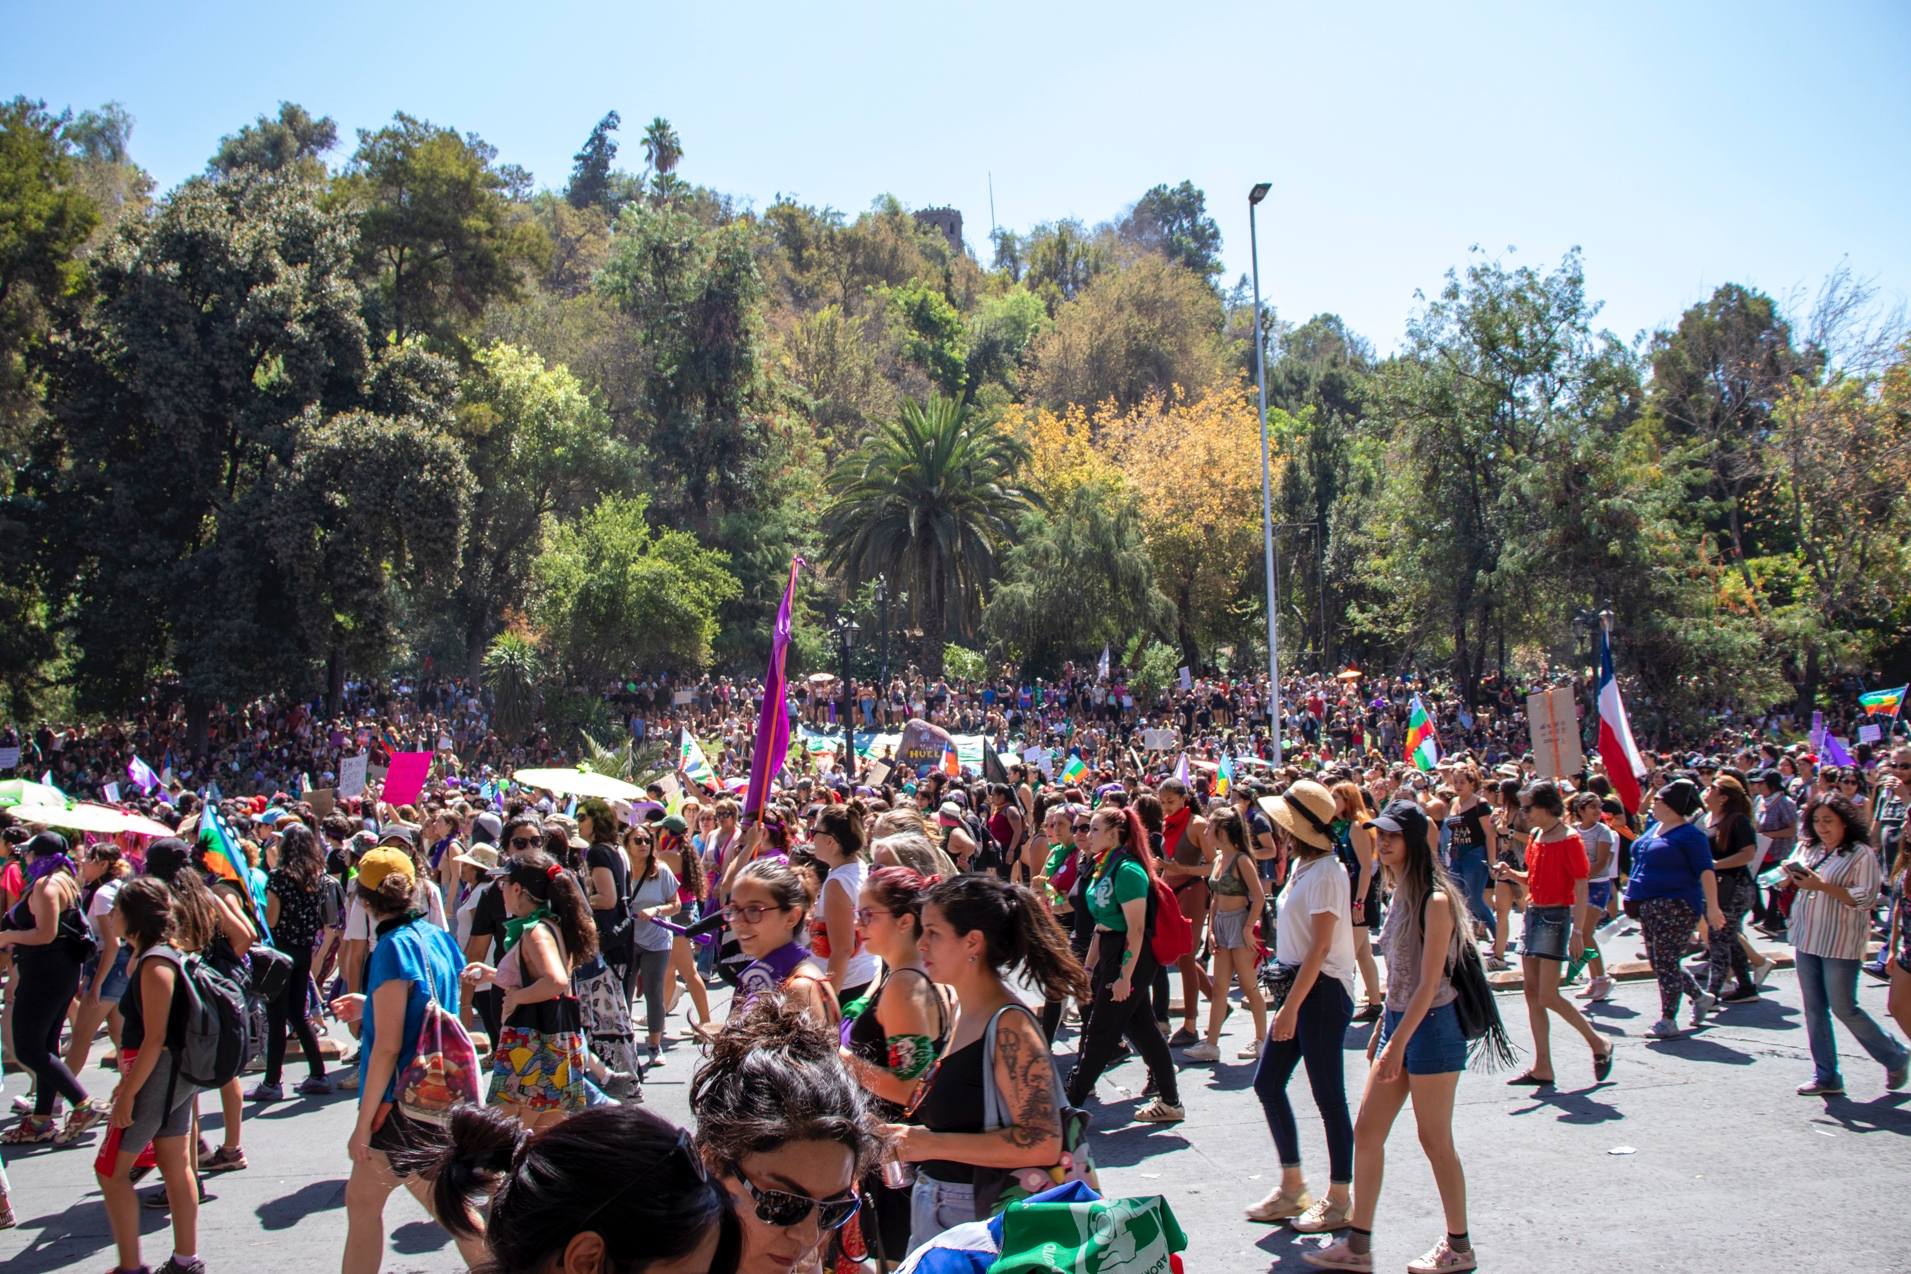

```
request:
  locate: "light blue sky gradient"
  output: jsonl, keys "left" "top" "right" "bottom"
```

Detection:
{"left": 6, "top": 0, "right": 1906, "bottom": 350}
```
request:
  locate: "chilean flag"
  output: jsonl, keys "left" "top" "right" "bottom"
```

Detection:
{"left": 1596, "top": 625, "right": 1647, "bottom": 813}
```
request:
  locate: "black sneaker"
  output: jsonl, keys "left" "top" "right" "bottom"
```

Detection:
{"left": 1167, "top": 1027, "right": 1199, "bottom": 1049}
{"left": 1719, "top": 986, "right": 1761, "bottom": 1004}
{"left": 1863, "top": 960, "right": 1890, "bottom": 982}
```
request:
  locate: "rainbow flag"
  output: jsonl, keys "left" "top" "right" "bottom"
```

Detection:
{"left": 1860, "top": 685, "right": 1907, "bottom": 717}
{"left": 1405, "top": 695, "right": 1440, "bottom": 771}
{"left": 679, "top": 729, "right": 717, "bottom": 786}
{"left": 1061, "top": 754, "right": 1087, "bottom": 784}
{"left": 197, "top": 804, "right": 248, "bottom": 886}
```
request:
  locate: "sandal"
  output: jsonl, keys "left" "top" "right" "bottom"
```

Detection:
{"left": 1505, "top": 1070, "right": 1553, "bottom": 1087}
{"left": 1, "top": 1115, "right": 56, "bottom": 1144}
{"left": 1593, "top": 1045, "right": 1614, "bottom": 1083}
{"left": 56, "top": 1098, "right": 109, "bottom": 1145}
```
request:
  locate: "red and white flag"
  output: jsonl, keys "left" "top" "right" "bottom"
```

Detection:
{"left": 1596, "top": 626, "right": 1647, "bottom": 813}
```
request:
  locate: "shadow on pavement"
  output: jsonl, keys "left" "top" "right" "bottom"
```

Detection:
{"left": 1644, "top": 1035, "right": 1755, "bottom": 1066}
{"left": 9, "top": 1197, "right": 115, "bottom": 1270}
{"left": 1256, "top": 1225, "right": 1334, "bottom": 1266}
{"left": 1817, "top": 1093, "right": 1911, "bottom": 1138}
{"left": 257, "top": 1178, "right": 346, "bottom": 1229}
{"left": 1506, "top": 1085, "right": 1625, "bottom": 1124}
{"left": 390, "top": 1218, "right": 455, "bottom": 1253}
{"left": 1087, "top": 1118, "right": 1191, "bottom": 1169}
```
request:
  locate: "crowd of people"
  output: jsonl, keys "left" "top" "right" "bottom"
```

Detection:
{"left": 0, "top": 657, "right": 1906, "bottom": 1274}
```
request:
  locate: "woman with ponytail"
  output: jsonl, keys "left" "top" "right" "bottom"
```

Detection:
{"left": 431, "top": 1103, "right": 739, "bottom": 1274}
{"left": 883, "top": 874, "right": 1090, "bottom": 1251}
{"left": 460, "top": 850, "right": 597, "bottom": 1129}
{"left": 809, "top": 799, "right": 879, "bottom": 1005}
{"left": 1060, "top": 805, "right": 1184, "bottom": 1124}
{"left": 840, "top": 865, "right": 948, "bottom": 1266}
{"left": 692, "top": 994, "right": 882, "bottom": 1274}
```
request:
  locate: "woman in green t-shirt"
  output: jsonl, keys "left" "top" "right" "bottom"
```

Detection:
{"left": 1061, "top": 806, "right": 1183, "bottom": 1123}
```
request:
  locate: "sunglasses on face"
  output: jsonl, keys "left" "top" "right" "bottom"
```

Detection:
{"left": 723, "top": 902, "right": 790, "bottom": 925}
{"left": 1072, "top": 823, "right": 1091, "bottom": 833}
{"left": 508, "top": 836, "right": 537, "bottom": 850}
{"left": 732, "top": 1169, "right": 861, "bottom": 1230}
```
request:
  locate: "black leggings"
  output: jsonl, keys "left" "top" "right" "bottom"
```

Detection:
{"left": 13, "top": 947, "right": 88, "bottom": 1116}
{"left": 265, "top": 944, "right": 325, "bottom": 1086}
{"left": 1065, "top": 935, "right": 1178, "bottom": 1107}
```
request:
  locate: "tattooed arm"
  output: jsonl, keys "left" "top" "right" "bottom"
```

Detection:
{"left": 886, "top": 1008, "right": 1061, "bottom": 1168}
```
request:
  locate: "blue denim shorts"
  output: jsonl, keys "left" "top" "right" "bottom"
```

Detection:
{"left": 1585, "top": 880, "right": 1613, "bottom": 910}
{"left": 1378, "top": 1002, "right": 1467, "bottom": 1075}
{"left": 1520, "top": 904, "right": 1575, "bottom": 962}
{"left": 97, "top": 944, "right": 133, "bottom": 1002}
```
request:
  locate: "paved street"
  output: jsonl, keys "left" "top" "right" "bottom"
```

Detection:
{"left": 4, "top": 943, "right": 1907, "bottom": 1273}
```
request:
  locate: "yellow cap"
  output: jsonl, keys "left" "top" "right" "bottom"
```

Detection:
{"left": 355, "top": 846, "right": 416, "bottom": 892}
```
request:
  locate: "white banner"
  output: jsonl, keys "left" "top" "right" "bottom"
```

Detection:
{"left": 1142, "top": 728, "right": 1179, "bottom": 753}
{"left": 1859, "top": 723, "right": 1883, "bottom": 744}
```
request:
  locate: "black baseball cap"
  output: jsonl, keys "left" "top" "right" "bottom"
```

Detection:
{"left": 1364, "top": 799, "right": 1431, "bottom": 848}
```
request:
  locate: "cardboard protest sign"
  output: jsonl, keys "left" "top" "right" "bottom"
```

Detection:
{"left": 1526, "top": 687, "right": 1584, "bottom": 778}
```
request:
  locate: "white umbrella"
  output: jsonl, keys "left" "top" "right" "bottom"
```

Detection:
{"left": 26, "top": 803, "right": 175, "bottom": 838}
{"left": 510, "top": 768, "right": 645, "bottom": 801}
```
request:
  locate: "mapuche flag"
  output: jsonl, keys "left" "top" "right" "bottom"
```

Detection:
{"left": 1405, "top": 695, "right": 1439, "bottom": 772}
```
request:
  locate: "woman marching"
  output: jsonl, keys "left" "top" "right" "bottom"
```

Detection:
{"left": 1493, "top": 782, "right": 1613, "bottom": 1087}
{"left": 1182, "top": 806, "right": 1269, "bottom": 1062}
{"left": 725, "top": 858, "right": 840, "bottom": 1027}
{"left": 1304, "top": 800, "right": 1479, "bottom": 1274}
{"left": 1624, "top": 781, "right": 1727, "bottom": 1040}
{"left": 1330, "top": 781, "right": 1387, "bottom": 1020}
{"left": 65, "top": 841, "right": 131, "bottom": 1084}
{"left": 462, "top": 850, "right": 598, "bottom": 1130}
{"left": 838, "top": 865, "right": 949, "bottom": 1268}
{"left": 251, "top": 822, "right": 334, "bottom": 1101}
{"left": 1063, "top": 805, "right": 1183, "bottom": 1123}
{"left": 656, "top": 817, "right": 716, "bottom": 1036}
{"left": 0, "top": 832, "right": 107, "bottom": 1146}
{"left": 1700, "top": 775, "right": 1763, "bottom": 1005}
{"left": 621, "top": 823, "right": 682, "bottom": 1065}
{"left": 1244, "top": 780, "right": 1355, "bottom": 1232}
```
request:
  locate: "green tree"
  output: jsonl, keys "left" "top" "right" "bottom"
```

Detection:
{"left": 483, "top": 628, "right": 544, "bottom": 739}
{"left": 453, "top": 342, "right": 635, "bottom": 677}
{"left": 209, "top": 103, "right": 337, "bottom": 178}
{"left": 1025, "top": 254, "right": 1232, "bottom": 411}
{"left": 883, "top": 278, "right": 967, "bottom": 399}
{"left": 567, "top": 110, "right": 621, "bottom": 211}
{"left": 1021, "top": 219, "right": 1110, "bottom": 315}
{"left": 962, "top": 287, "right": 1047, "bottom": 404}
{"left": 530, "top": 493, "right": 740, "bottom": 682}
{"left": 822, "top": 395, "right": 1031, "bottom": 669}
{"left": 1120, "top": 181, "right": 1223, "bottom": 279}
{"left": 983, "top": 477, "right": 1171, "bottom": 676}
{"left": 595, "top": 202, "right": 770, "bottom": 526}
{"left": 641, "top": 117, "right": 683, "bottom": 184}
{"left": 64, "top": 102, "right": 152, "bottom": 250}
{"left": 35, "top": 169, "right": 467, "bottom": 744}
{"left": 0, "top": 98, "right": 98, "bottom": 440}
{"left": 341, "top": 114, "right": 550, "bottom": 346}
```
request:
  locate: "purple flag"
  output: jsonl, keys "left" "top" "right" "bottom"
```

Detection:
{"left": 1822, "top": 732, "right": 1856, "bottom": 767}
{"left": 128, "top": 755, "right": 160, "bottom": 794}
{"left": 744, "top": 558, "right": 804, "bottom": 818}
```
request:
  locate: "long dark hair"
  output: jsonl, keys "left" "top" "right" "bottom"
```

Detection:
{"left": 116, "top": 876, "right": 174, "bottom": 952}
{"left": 923, "top": 874, "right": 1089, "bottom": 1003}
{"left": 1380, "top": 816, "right": 1472, "bottom": 952}
{"left": 500, "top": 850, "right": 598, "bottom": 963}
{"left": 432, "top": 1103, "right": 739, "bottom": 1274}
{"left": 814, "top": 798, "right": 869, "bottom": 862}
{"left": 1801, "top": 791, "right": 1870, "bottom": 854}
{"left": 142, "top": 837, "right": 220, "bottom": 953}
{"left": 690, "top": 993, "right": 882, "bottom": 1178}
{"left": 277, "top": 822, "right": 324, "bottom": 892}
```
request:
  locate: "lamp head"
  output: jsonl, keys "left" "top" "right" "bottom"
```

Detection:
{"left": 1249, "top": 182, "right": 1272, "bottom": 206}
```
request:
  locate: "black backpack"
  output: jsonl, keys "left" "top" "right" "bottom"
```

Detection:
{"left": 147, "top": 948, "right": 250, "bottom": 1091}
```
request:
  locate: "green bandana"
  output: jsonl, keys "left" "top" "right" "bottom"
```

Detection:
{"left": 500, "top": 905, "right": 554, "bottom": 956}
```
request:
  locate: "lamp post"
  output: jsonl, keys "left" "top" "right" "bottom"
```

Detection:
{"left": 874, "top": 576, "right": 889, "bottom": 687}
{"left": 835, "top": 613, "right": 859, "bottom": 782}
{"left": 1249, "top": 181, "right": 1280, "bottom": 763}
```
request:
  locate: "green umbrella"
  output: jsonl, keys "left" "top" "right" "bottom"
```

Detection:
{"left": 0, "top": 778, "right": 69, "bottom": 809}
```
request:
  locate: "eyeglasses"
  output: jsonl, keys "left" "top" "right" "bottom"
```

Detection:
{"left": 854, "top": 907, "right": 898, "bottom": 926}
{"left": 723, "top": 902, "right": 790, "bottom": 925}
{"left": 508, "top": 836, "right": 537, "bottom": 850}
{"left": 731, "top": 1169, "right": 861, "bottom": 1231}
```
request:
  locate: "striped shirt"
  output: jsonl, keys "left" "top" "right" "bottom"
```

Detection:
{"left": 1785, "top": 842, "right": 1882, "bottom": 962}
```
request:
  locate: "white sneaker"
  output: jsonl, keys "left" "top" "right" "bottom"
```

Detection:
{"left": 1236, "top": 1038, "right": 1264, "bottom": 1059}
{"left": 1181, "top": 1042, "right": 1221, "bottom": 1062}
{"left": 1690, "top": 991, "right": 1718, "bottom": 1025}
{"left": 1644, "top": 1017, "right": 1683, "bottom": 1039}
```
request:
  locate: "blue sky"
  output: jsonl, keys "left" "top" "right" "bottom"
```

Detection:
{"left": 6, "top": 0, "right": 1907, "bottom": 351}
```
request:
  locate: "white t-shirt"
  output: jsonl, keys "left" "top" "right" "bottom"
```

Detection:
{"left": 87, "top": 877, "right": 124, "bottom": 942}
{"left": 823, "top": 859, "right": 881, "bottom": 990}
{"left": 345, "top": 876, "right": 448, "bottom": 948}
{"left": 1274, "top": 853, "right": 1357, "bottom": 1005}
{"left": 1578, "top": 822, "right": 1618, "bottom": 881}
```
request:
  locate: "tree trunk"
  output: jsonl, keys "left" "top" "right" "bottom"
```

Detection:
{"left": 185, "top": 692, "right": 210, "bottom": 762}
{"left": 1177, "top": 583, "right": 1200, "bottom": 672}
{"left": 466, "top": 605, "right": 491, "bottom": 683}
{"left": 326, "top": 646, "right": 345, "bottom": 720}
{"left": 1796, "top": 642, "right": 1821, "bottom": 723}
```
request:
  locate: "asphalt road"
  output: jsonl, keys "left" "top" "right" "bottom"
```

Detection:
{"left": 4, "top": 930, "right": 1907, "bottom": 1273}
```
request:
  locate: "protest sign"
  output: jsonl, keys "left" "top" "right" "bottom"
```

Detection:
{"left": 1526, "top": 687, "right": 1584, "bottom": 778}
{"left": 308, "top": 789, "right": 336, "bottom": 819}
{"left": 1859, "top": 723, "right": 1883, "bottom": 744}
{"left": 1141, "top": 728, "right": 1178, "bottom": 752}
{"left": 338, "top": 753, "right": 368, "bottom": 799}
{"left": 0, "top": 747, "right": 19, "bottom": 770}
{"left": 381, "top": 752, "right": 433, "bottom": 806}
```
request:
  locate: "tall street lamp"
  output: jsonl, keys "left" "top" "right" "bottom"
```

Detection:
{"left": 873, "top": 576, "right": 889, "bottom": 687}
{"left": 1249, "top": 181, "right": 1281, "bottom": 763}
{"left": 835, "top": 613, "right": 859, "bottom": 781}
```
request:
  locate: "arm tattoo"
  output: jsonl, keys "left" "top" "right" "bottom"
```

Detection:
{"left": 996, "top": 1019, "right": 1059, "bottom": 1153}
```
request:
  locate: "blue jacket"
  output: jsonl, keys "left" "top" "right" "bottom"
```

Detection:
{"left": 1626, "top": 821, "right": 1713, "bottom": 911}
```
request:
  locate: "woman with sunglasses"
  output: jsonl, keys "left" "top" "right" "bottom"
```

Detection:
{"left": 462, "top": 850, "right": 598, "bottom": 1129}
{"left": 726, "top": 858, "right": 839, "bottom": 1027}
{"left": 433, "top": 1101, "right": 739, "bottom": 1274}
{"left": 624, "top": 824, "right": 683, "bottom": 1064}
{"left": 693, "top": 992, "right": 883, "bottom": 1274}
{"left": 884, "top": 873, "right": 1089, "bottom": 1251}
{"left": 465, "top": 815, "right": 548, "bottom": 1043}
{"left": 840, "top": 865, "right": 948, "bottom": 1267}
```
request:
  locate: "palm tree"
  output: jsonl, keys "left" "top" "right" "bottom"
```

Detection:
{"left": 642, "top": 117, "right": 682, "bottom": 183}
{"left": 822, "top": 395, "right": 1032, "bottom": 669}
{"left": 482, "top": 631, "right": 543, "bottom": 740}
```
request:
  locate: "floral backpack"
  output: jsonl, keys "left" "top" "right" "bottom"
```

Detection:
{"left": 395, "top": 925, "right": 482, "bottom": 1126}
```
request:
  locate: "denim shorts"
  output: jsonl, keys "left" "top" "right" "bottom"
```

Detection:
{"left": 1585, "top": 880, "right": 1613, "bottom": 910}
{"left": 1520, "top": 904, "right": 1574, "bottom": 962}
{"left": 908, "top": 1174, "right": 976, "bottom": 1254}
{"left": 1377, "top": 1002, "right": 1467, "bottom": 1075}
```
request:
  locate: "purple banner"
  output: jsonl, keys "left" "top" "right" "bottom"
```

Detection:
{"left": 744, "top": 558, "right": 803, "bottom": 817}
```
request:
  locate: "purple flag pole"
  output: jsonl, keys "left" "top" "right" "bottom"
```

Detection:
{"left": 744, "top": 557, "right": 804, "bottom": 819}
